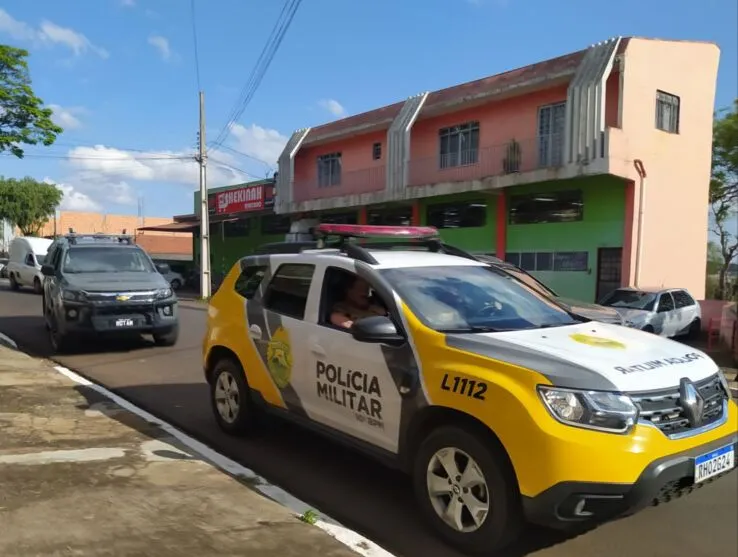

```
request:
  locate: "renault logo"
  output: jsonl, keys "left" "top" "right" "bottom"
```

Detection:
{"left": 116, "top": 295, "right": 131, "bottom": 302}
{"left": 679, "top": 377, "right": 705, "bottom": 427}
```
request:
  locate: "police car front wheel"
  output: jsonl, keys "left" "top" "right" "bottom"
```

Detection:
{"left": 413, "top": 425, "right": 523, "bottom": 554}
{"left": 210, "top": 359, "right": 255, "bottom": 435}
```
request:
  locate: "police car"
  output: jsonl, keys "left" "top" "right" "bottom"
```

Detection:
{"left": 202, "top": 224, "right": 737, "bottom": 554}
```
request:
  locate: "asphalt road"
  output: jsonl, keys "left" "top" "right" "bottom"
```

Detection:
{"left": 0, "top": 279, "right": 736, "bottom": 557}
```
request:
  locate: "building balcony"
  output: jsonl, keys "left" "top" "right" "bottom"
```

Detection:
{"left": 293, "top": 164, "right": 386, "bottom": 203}
{"left": 408, "top": 133, "right": 564, "bottom": 188}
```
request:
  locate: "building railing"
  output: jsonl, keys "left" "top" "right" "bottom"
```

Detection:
{"left": 293, "top": 164, "right": 386, "bottom": 202}
{"left": 407, "top": 133, "right": 564, "bottom": 187}
{"left": 290, "top": 133, "right": 565, "bottom": 202}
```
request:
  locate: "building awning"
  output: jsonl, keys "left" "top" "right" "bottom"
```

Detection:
{"left": 138, "top": 221, "right": 199, "bottom": 232}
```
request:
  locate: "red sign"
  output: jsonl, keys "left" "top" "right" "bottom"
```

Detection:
{"left": 215, "top": 185, "right": 264, "bottom": 215}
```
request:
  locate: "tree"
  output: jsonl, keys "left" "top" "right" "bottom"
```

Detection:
{"left": 0, "top": 176, "right": 63, "bottom": 236}
{"left": 1, "top": 45, "right": 63, "bottom": 158}
{"left": 709, "top": 99, "right": 738, "bottom": 299}
{"left": 706, "top": 240, "right": 722, "bottom": 275}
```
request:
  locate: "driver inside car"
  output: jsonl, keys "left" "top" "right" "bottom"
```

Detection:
{"left": 330, "top": 275, "right": 387, "bottom": 329}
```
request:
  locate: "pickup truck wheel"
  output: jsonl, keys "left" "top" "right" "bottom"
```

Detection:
{"left": 153, "top": 326, "right": 179, "bottom": 347}
{"left": 48, "top": 320, "right": 71, "bottom": 354}
{"left": 9, "top": 274, "right": 19, "bottom": 291}
{"left": 210, "top": 358, "right": 255, "bottom": 436}
{"left": 688, "top": 318, "right": 701, "bottom": 340}
{"left": 33, "top": 277, "right": 42, "bottom": 294}
{"left": 413, "top": 426, "right": 523, "bottom": 554}
{"left": 642, "top": 325, "right": 655, "bottom": 333}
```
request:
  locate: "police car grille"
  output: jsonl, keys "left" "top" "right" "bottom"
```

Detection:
{"left": 631, "top": 374, "right": 726, "bottom": 436}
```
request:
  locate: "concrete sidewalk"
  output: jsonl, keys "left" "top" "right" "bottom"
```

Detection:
{"left": 0, "top": 345, "right": 361, "bottom": 557}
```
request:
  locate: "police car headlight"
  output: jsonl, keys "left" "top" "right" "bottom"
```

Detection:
{"left": 62, "top": 289, "right": 87, "bottom": 302}
{"left": 155, "top": 288, "right": 173, "bottom": 299}
{"left": 537, "top": 386, "right": 639, "bottom": 434}
{"left": 717, "top": 369, "right": 733, "bottom": 400}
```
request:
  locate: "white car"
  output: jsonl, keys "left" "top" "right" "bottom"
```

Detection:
{"left": 6, "top": 236, "right": 53, "bottom": 294}
{"left": 599, "top": 287, "right": 702, "bottom": 338}
{"left": 154, "top": 262, "right": 184, "bottom": 290}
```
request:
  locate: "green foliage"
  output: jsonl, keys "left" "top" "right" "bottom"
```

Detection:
{"left": 298, "top": 509, "right": 319, "bottom": 525}
{"left": 706, "top": 241, "right": 722, "bottom": 274}
{"left": 709, "top": 99, "right": 738, "bottom": 299}
{"left": 1, "top": 45, "right": 63, "bottom": 158}
{"left": 0, "top": 176, "right": 63, "bottom": 236}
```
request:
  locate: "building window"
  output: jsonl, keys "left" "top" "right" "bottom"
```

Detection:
{"left": 368, "top": 206, "right": 413, "bottom": 226}
{"left": 319, "top": 211, "right": 358, "bottom": 224}
{"left": 223, "top": 219, "right": 250, "bottom": 237}
{"left": 538, "top": 102, "right": 565, "bottom": 167}
{"left": 439, "top": 121, "right": 480, "bottom": 169}
{"left": 656, "top": 91, "right": 680, "bottom": 133}
{"left": 504, "top": 251, "right": 587, "bottom": 272}
{"left": 372, "top": 142, "right": 382, "bottom": 160}
{"left": 317, "top": 153, "right": 341, "bottom": 187}
{"left": 426, "top": 201, "right": 487, "bottom": 229}
{"left": 261, "top": 215, "right": 292, "bottom": 236}
{"left": 508, "top": 190, "right": 583, "bottom": 225}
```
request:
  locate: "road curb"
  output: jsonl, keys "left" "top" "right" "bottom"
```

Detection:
{"left": 49, "top": 363, "right": 396, "bottom": 557}
{"left": 0, "top": 332, "right": 18, "bottom": 350}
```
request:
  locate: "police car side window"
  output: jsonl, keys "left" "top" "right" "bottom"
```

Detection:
{"left": 262, "top": 263, "right": 315, "bottom": 320}
{"left": 234, "top": 265, "right": 266, "bottom": 299}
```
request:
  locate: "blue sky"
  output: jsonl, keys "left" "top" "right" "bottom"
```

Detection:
{"left": 0, "top": 0, "right": 736, "bottom": 218}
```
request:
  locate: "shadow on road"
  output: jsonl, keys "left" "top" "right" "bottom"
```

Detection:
{"left": 93, "top": 379, "right": 577, "bottom": 557}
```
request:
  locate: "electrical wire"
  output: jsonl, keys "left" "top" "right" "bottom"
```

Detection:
{"left": 208, "top": 0, "right": 303, "bottom": 152}
{"left": 212, "top": 144, "right": 275, "bottom": 171}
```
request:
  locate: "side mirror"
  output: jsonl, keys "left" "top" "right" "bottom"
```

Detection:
{"left": 41, "top": 264, "right": 55, "bottom": 277}
{"left": 350, "top": 316, "right": 405, "bottom": 346}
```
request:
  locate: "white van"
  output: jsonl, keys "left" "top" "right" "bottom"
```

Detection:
{"left": 7, "top": 236, "right": 53, "bottom": 294}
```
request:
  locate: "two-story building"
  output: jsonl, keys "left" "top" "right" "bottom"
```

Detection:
{"left": 274, "top": 36, "right": 719, "bottom": 301}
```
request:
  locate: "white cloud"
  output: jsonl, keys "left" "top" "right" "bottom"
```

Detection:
{"left": 48, "top": 104, "right": 86, "bottom": 129}
{"left": 0, "top": 8, "right": 108, "bottom": 58}
{"left": 65, "top": 145, "right": 243, "bottom": 189}
{"left": 148, "top": 35, "right": 172, "bottom": 61}
{"left": 230, "top": 123, "right": 288, "bottom": 165}
{"left": 318, "top": 99, "right": 347, "bottom": 118}
{"left": 43, "top": 177, "right": 103, "bottom": 212}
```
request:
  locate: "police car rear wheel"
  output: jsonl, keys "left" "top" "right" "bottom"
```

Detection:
{"left": 413, "top": 426, "right": 523, "bottom": 554}
{"left": 210, "top": 359, "right": 254, "bottom": 435}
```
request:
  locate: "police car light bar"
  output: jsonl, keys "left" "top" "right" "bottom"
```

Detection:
{"left": 314, "top": 223, "right": 439, "bottom": 240}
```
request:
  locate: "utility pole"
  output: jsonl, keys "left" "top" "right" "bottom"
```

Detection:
{"left": 197, "top": 91, "right": 211, "bottom": 299}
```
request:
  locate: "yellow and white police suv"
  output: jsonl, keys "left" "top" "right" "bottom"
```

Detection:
{"left": 203, "top": 224, "right": 737, "bottom": 554}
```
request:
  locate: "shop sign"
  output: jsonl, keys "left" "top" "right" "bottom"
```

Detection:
{"left": 207, "top": 183, "right": 275, "bottom": 216}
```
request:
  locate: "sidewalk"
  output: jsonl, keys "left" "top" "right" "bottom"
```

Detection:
{"left": 0, "top": 345, "right": 362, "bottom": 557}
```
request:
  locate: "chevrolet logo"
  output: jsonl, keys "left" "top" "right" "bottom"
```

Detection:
{"left": 116, "top": 295, "right": 131, "bottom": 302}
{"left": 679, "top": 377, "right": 705, "bottom": 427}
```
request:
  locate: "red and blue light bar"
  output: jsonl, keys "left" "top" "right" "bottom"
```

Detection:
{"left": 314, "top": 223, "right": 439, "bottom": 240}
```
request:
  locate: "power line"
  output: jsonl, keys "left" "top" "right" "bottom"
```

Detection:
{"left": 208, "top": 0, "right": 303, "bottom": 152}
{"left": 1, "top": 152, "right": 193, "bottom": 162}
{"left": 189, "top": 0, "right": 202, "bottom": 91}
{"left": 211, "top": 144, "right": 275, "bottom": 170}
{"left": 209, "top": 156, "right": 268, "bottom": 180}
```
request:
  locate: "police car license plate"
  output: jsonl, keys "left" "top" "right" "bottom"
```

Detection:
{"left": 694, "top": 444, "right": 735, "bottom": 484}
{"left": 115, "top": 318, "right": 134, "bottom": 327}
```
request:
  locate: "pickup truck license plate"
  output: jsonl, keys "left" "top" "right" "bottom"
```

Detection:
{"left": 694, "top": 444, "right": 735, "bottom": 484}
{"left": 115, "top": 318, "right": 134, "bottom": 328}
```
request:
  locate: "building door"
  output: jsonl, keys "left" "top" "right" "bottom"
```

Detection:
{"left": 595, "top": 247, "right": 623, "bottom": 302}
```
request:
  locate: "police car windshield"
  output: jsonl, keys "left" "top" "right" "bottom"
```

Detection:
{"left": 599, "top": 289, "right": 657, "bottom": 311}
{"left": 62, "top": 247, "right": 155, "bottom": 273}
{"left": 380, "top": 265, "right": 578, "bottom": 333}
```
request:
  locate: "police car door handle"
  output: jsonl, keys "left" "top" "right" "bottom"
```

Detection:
{"left": 311, "top": 344, "right": 326, "bottom": 357}
{"left": 248, "top": 324, "right": 262, "bottom": 339}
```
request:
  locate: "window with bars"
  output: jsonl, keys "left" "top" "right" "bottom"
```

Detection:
{"left": 439, "top": 121, "right": 480, "bottom": 169}
{"left": 372, "top": 142, "right": 382, "bottom": 160}
{"left": 317, "top": 153, "right": 342, "bottom": 187}
{"left": 655, "top": 91, "right": 680, "bottom": 133}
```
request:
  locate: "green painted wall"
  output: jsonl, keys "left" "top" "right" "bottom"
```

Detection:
{"left": 419, "top": 192, "right": 498, "bottom": 253}
{"left": 505, "top": 176, "right": 626, "bottom": 302}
